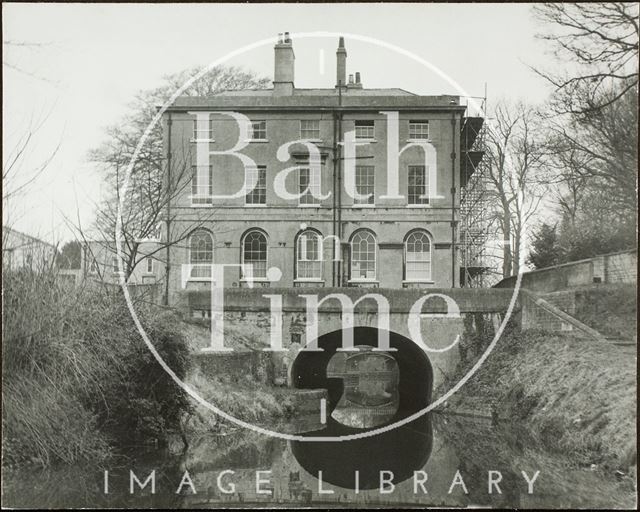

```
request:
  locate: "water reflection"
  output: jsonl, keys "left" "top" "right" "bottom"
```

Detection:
{"left": 291, "top": 415, "right": 432, "bottom": 490}
{"left": 2, "top": 414, "right": 636, "bottom": 508}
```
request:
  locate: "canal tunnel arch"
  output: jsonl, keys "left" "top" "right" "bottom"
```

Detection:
{"left": 290, "top": 326, "right": 433, "bottom": 421}
{"left": 289, "top": 326, "right": 434, "bottom": 490}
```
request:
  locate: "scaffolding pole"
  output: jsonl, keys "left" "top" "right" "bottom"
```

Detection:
{"left": 460, "top": 92, "right": 490, "bottom": 288}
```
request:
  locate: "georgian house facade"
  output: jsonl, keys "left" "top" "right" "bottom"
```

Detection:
{"left": 161, "top": 34, "right": 480, "bottom": 306}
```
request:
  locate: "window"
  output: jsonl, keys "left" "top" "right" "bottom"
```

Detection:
{"left": 300, "top": 120, "right": 320, "bottom": 139}
{"left": 297, "top": 230, "right": 322, "bottom": 280}
{"left": 250, "top": 120, "right": 267, "bottom": 140}
{"left": 355, "top": 120, "right": 375, "bottom": 140}
{"left": 192, "top": 118, "right": 214, "bottom": 140}
{"left": 408, "top": 165, "right": 429, "bottom": 205}
{"left": 145, "top": 257, "right": 154, "bottom": 273}
{"left": 152, "top": 223, "right": 162, "bottom": 241}
{"left": 405, "top": 231, "right": 432, "bottom": 281}
{"left": 191, "top": 165, "right": 213, "bottom": 205}
{"left": 299, "top": 167, "right": 320, "bottom": 205}
{"left": 350, "top": 230, "right": 377, "bottom": 281}
{"left": 112, "top": 256, "right": 119, "bottom": 274}
{"left": 189, "top": 229, "right": 213, "bottom": 279}
{"left": 245, "top": 165, "right": 266, "bottom": 205}
{"left": 409, "top": 121, "right": 429, "bottom": 140}
{"left": 242, "top": 230, "right": 267, "bottom": 280}
{"left": 354, "top": 166, "right": 375, "bottom": 205}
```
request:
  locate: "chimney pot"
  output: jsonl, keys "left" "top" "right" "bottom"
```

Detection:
{"left": 348, "top": 74, "right": 354, "bottom": 84}
{"left": 284, "top": 31, "right": 291, "bottom": 43}
{"left": 355, "top": 72, "right": 361, "bottom": 84}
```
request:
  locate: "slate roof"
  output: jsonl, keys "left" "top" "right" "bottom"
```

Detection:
{"left": 165, "top": 87, "right": 464, "bottom": 111}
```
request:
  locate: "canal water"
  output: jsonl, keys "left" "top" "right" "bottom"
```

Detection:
{"left": 2, "top": 413, "right": 635, "bottom": 508}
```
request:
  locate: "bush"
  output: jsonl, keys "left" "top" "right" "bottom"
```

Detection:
{"left": 97, "top": 308, "right": 192, "bottom": 444}
{"left": 2, "top": 379, "right": 112, "bottom": 467}
{"left": 2, "top": 268, "right": 191, "bottom": 467}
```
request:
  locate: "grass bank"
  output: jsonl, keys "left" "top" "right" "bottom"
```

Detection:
{"left": 178, "top": 320, "right": 297, "bottom": 436}
{"left": 183, "top": 370, "right": 290, "bottom": 435}
{"left": 2, "top": 269, "right": 191, "bottom": 469}
{"left": 441, "top": 324, "right": 636, "bottom": 473}
{"left": 570, "top": 284, "right": 637, "bottom": 340}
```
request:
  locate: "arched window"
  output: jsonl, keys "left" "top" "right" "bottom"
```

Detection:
{"left": 350, "top": 230, "right": 377, "bottom": 281}
{"left": 189, "top": 229, "right": 213, "bottom": 279}
{"left": 296, "top": 230, "right": 322, "bottom": 280}
{"left": 404, "top": 230, "right": 431, "bottom": 281}
{"left": 242, "top": 230, "right": 268, "bottom": 280}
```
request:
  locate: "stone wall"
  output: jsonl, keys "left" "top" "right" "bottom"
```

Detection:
{"left": 183, "top": 287, "right": 517, "bottom": 390}
{"left": 606, "top": 251, "right": 637, "bottom": 283}
{"left": 495, "top": 250, "right": 637, "bottom": 293}
{"left": 540, "top": 290, "right": 577, "bottom": 315}
{"left": 519, "top": 290, "right": 604, "bottom": 340}
{"left": 193, "top": 351, "right": 276, "bottom": 384}
{"left": 521, "top": 293, "right": 574, "bottom": 333}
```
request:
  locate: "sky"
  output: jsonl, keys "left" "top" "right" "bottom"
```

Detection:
{"left": 3, "top": 2, "right": 556, "bottom": 243}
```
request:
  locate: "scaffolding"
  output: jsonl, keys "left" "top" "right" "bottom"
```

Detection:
{"left": 460, "top": 96, "right": 490, "bottom": 288}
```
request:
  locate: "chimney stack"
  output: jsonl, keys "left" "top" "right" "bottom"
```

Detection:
{"left": 274, "top": 32, "right": 295, "bottom": 95}
{"left": 336, "top": 36, "right": 347, "bottom": 89}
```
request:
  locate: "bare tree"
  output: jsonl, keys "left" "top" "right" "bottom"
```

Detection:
{"left": 532, "top": 2, "right": 639, "bottom": 114}
{"left": 485, "top": 101, "right": 548, "bottom": 278}
{"left": 3, "top": 123, "right": 59, "bottom": 216}
{"left": 3, "top": 40, "right": 61, "bottom": 234}
{"left": 542, "top": 133, "right": 591, "bottom": 224}
{"left": 540, "top": 83, "right": 638, "bottom": 260}
{"left": 2, "top": 39, "right": 59, "bottom": 85}
{"left": 547, "top": 84, "right": 638, "bottom": 217}
{"left": 90, "top": 65, "right": 270, "bottom": 301}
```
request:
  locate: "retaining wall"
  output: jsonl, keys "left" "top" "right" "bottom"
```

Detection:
{"left": 495, "top": 250, "right": 637, "bottom": 293}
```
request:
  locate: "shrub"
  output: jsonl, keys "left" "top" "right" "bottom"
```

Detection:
{"left": 2, "top": 268, "right": 191, "bottom": 467}
{"left": 97, "top": 308, "right": 192, "bottom": 444}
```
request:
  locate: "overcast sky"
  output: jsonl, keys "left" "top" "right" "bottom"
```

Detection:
{"left": 3, "top": 2, "right": 556, "bottom": 243}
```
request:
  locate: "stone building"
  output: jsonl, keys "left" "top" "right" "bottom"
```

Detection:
{"left": 2, "top": 226, "right": 57, "bottom": 272}
{"left": 82, "top": 239, "right": 162, "bottom": 286}
{"left": 161, "top": 34, "right": 483, "bottom": 306}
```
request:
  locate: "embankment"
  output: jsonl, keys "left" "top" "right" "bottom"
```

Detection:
{"left": 440, "top": 326, "right": 636, "bottom": 474}
{"left": 179, "top": 320, "right": 326, "bottom": 438}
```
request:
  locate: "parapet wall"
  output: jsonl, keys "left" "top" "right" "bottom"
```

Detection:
{"left": 185, "top": 287, "right": 515, "bottom": 315}
{"left": 495, "top": 250, "right": 637, "bottom": 294}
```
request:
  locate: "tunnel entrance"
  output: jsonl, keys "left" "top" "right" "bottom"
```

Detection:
{"left": 326, "top": 347, "right": 400, "bottom": 429}
{"left": 291, "top": 326, "right": 433, "bottom": 422}
{"left": 289, "top": 327, "right": 434, "bottom": 490}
